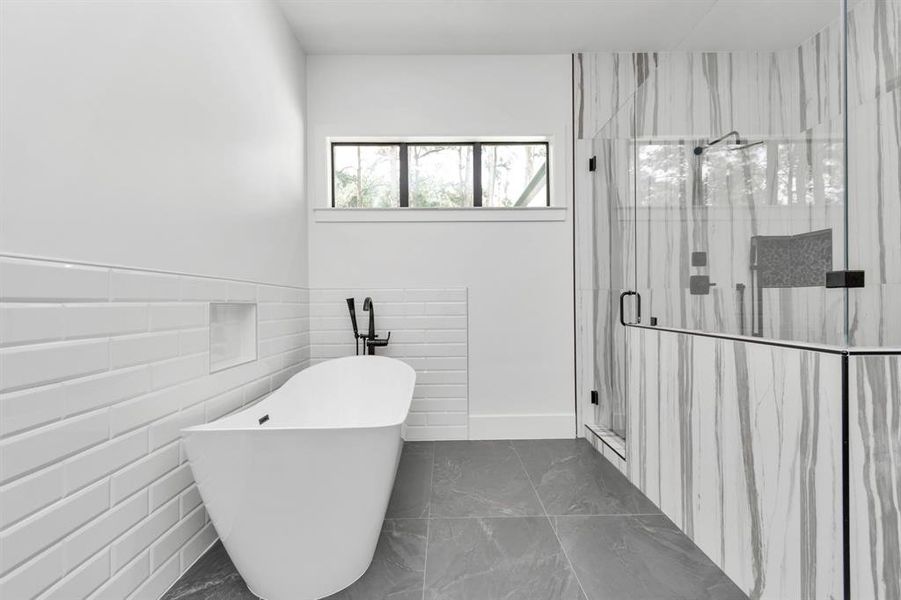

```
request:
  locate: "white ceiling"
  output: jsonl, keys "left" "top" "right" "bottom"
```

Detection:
{"left": 276, "top": 0, "right": 842, "bottom": 55}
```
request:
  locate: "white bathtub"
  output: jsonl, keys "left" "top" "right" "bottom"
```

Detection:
{"left": 182, "top": 356, "right": 416, "bottom": 600}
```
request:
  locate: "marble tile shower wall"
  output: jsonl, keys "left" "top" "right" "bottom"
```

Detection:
{"left": 0, "top": 256, "right": 310, "bottom": 600}
{"left": 582, "top": 48, "right": 845, "bottom": 344}
{"left": 630, "top": 46, "right": 845, "bottom": 345}
{"left": 627, "top": 326, "right": 843, "bottom": 599}
{"left": 574, "top": 3, "right": 873, "bottom": 438}
{"left": 847, "top": 0, "right": 901, "bottom": 347}
{"left": 577, "top": 0, "right": 901, "bottom": 349}
{"left": 575, "top": 49, "right": 832, "bottom": 439}
{"left": 850, "top": 353, "right": 901, "bottom": 599}
{"left": 573, "top": 6, "right": 901, "bottom": 599}
{"left": 307, "top": 288, "right": 468, "bottom": 441}
{"left": 572, "top": 3, "right": 901, "bottom": 599}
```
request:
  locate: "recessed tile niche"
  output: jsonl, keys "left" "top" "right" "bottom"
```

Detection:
{"left": 210, "top": 302, "right": 258, "bottom": 372}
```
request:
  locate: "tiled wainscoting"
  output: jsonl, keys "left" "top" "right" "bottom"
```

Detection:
{"left": 0, "top": 256, "right": 310, "bottom": 600}
{"left": 308, "top": 288, "right": 469, "bottom": 441}
{"left": 0, "top": 258, "right": 471, "bottom": 598}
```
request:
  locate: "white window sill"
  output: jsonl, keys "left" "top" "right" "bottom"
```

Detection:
{"left": 313, "top": 207, "right": 567, "bottom": 223}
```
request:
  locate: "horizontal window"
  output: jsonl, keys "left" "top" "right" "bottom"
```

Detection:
{"left": 330, "top": 141, "right": 550, "bottom": 208}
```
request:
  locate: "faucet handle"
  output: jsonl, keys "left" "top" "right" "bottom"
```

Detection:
{"left": 367, "top": 331, "right": 391, "bottom": 349}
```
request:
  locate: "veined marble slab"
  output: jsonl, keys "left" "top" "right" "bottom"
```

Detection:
{"left": 574, "top": 0, "right": 901, "bottom": 350}
{"left": 849, "top": 353, "right": 901, "bottom": 600}
{"left": 626, "top": 327, "right": 843, "bottom": 600}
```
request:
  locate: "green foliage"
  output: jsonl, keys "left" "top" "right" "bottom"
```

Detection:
{"left": 333, "top": 143, "right": 553, "bottom": 208}
{"left": 334, "top": 146, "right": 399, "bottom": 208}
{"left": 409, "top": 145, "right": 472, "bottom": 208}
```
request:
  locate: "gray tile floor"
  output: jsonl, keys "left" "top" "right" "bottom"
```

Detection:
{"left": 162, "top": 439, "right": 747, "bottom": 600}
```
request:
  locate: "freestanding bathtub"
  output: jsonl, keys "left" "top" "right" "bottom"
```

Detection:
{"left": 182, "top": 355, "right": 416, "bottom": 600}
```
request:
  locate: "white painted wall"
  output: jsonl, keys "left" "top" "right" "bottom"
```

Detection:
{"left": 0, "top": 0, "right": 308, "bottom": 287}
{"left": 0, "top": 1, "right": 308, "bottom": 597}
{"left": 306, "top": 55, "right": 575, "bottom": 439}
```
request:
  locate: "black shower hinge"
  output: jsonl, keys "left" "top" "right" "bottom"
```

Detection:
{"left": 588, "top": 156, "right": 597, "bottom": 172}
{"left": 590, "top": 390, "right": 599, "bottom": 405}
{"left": 826, "top": 270, "right": 865, "bottom": 288}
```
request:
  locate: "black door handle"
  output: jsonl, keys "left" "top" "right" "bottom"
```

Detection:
{"left": 619, "top": 291, "right": 641, "bottom": 326}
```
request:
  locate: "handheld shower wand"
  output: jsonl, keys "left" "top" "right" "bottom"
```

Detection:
{"left": 346, "top": 298, "right": 360, "bottom": 355}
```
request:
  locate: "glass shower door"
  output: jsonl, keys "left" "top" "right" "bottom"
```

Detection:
{"left": 590, "top": 97, "right": 635, "bottom": 442}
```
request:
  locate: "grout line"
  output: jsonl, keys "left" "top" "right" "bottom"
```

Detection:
{"left": 426, "top": 442, "right": 435, "bottom": 522}
{"left": 424, "top": 514, "right": 555, "bottom": 520}
{"left": 421, "top": 441, "right": 435, "bottom": 600}
{"left": 420, "top": 513, "right": 661, "bottom": 521}
{"left": 510, "top": 444, "right": 590, "bottom": 600}
{"left": 550, "top": 513, "right": 663, "bottom": 519}
{"left": 156, "top": 535, "right": 221, "bottom": 600}
{"left": 0, "top": 251, "right": 307, "bottom": 290}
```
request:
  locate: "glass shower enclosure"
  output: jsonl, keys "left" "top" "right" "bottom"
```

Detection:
{"left": 586, "top": 0, "right": 901, "bottom": 445}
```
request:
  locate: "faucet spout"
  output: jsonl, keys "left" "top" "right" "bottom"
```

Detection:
{"left": 363, "top": 297, "right": 375, "bottom": 340}
{"left": 358, "top": 297, "right": 390, "bottom": 355}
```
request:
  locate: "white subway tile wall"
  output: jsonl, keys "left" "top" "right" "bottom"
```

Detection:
{"left": 0, "top": 258, "right": 469, "bottom": 599}
{"left": 308, "top": 288, "right": 469, "bottom": 441}
{"left": 0, "top": 257, "right": 310, "bottom": 599}
{"left": 209, "top": 304, "right": 258, "bottom": 373}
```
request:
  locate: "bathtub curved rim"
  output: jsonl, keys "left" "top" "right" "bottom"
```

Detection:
{"left": 181, "top": 420, "right": 407, "bottom": 434}
{"left": 182, "top": 355, "right": 416, "bottom": 434}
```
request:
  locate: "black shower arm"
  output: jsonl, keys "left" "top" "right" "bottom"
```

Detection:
{"left": 709, "top": 130, "right": 743, "bottom": 146}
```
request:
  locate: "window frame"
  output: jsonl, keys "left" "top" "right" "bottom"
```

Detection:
{"left": 330, "top": 140, "right": 551, "bottom": 209}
